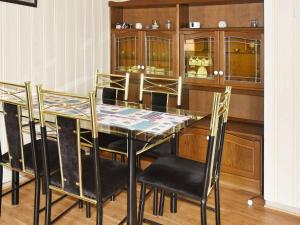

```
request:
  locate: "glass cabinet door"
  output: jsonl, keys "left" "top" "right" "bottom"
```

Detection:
{"left": 220, "top": 30, "right": 264, "bottom": 87}
{"left": 144, "top": 31, "right": 176, "bottom": 76}
{"left": 181, "top": 31, "right": 219, "bottom": 84}
{"left": 112, "top": 31, "right": 140, "bottom": 74}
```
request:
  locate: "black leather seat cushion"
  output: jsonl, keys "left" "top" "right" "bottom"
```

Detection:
{"left": 107, "top": 138, "right": 172, "bottom": 157}
{"left": 138, "top": 155, "right": 206, "bottom": 200}
{"left": 2, "top": 139, "right": 59, "bottom": 175}
{"left": 50, "top": 156, "right": 127, "bottom": 202}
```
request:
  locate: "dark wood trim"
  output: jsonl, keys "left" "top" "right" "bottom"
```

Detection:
{"left": 109, "top": 0, "right": 264, "bottom": 8}
{"left": 0, "top": 0, "right": 37, "bottom": 7}
{"left": 183, "top": 84, "right": 264, "bottom": 96}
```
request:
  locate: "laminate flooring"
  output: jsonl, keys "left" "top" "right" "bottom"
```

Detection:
{"left": 0, "top": 179, "right": 299, "bottom": 225}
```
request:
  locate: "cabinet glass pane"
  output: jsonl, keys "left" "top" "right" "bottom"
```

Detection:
{"left": 115, "top": 36, "right": 138, "bottom": 73}
{"left": 224, "top": 36, "right": 261, "bottom": 83}
{"left": 145, "top": 36, "right": 173, "bottom": 76}
{"left": 184, "top": 37, "right": 215, "bottom": 79}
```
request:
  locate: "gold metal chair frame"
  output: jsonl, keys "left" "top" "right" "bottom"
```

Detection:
{"left": 36, "top": 85, "right": 98, "bottom": 205}
{"left": 0, "top": 81, "right": 35, "bottom": 176}
{"left": 139, "top": 73, "right": 182, "bottom": 107}
{"left": 95, "top": 70, "right": 130, "bottom": 101}
{"left": 206, "top": 86, "right": 231, "bottom": 196}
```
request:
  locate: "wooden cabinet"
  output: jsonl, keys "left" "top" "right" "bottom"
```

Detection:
{"left": 181, "top": 28, "right": 264, "bottom": 89}
{"left": 220, "top": 30, "right": 264, "bottom": 89}
{"left": 179, "top": 121, "right": 263, "bottom": 193}
{"left": 222, "top": 133, "right": 261, "bottom": 180}
{"left": 111, "top": 30, "right": 140, "bottom": 74}
{"left": 180, "top": 30, "right": 220, "bottom": 85}
{"left": 111, "top": 30, "right": 177, "bottom": 76}
{"left": 109, "top": 0, "right": 265, "bottom": 193}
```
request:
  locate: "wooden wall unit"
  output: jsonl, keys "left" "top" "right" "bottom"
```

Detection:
{"left": 109, "top": 0, "right": 264, "bottom": 194}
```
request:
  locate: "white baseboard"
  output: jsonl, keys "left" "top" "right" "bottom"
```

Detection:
{"left": 265, "top": 201, "right": 300, "bottom": 217}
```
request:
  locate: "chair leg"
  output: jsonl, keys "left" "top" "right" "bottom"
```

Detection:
{"left": 215, "top": 182, "right": 221, "bottom": 225}
{"left": 78, "top": 200, "right": 83, "bottom": 208}
{"left": 41, "top": 177, "right": 46, "bottom": 195}
{"left": 159, "top": 190, "right": 165, "bottom": 216}
{"left": 96, "top": 202, "right": 103, "bottom": 225}
{"left": 138, "top": 183, "right": 146, "bottom": 225}
{"left": 201, "top": 200, "right": 207, "bottom": 225}
{"left": 153, "top": 187, "right": 158, "bottom": 215}
{"left": 33, "top": 177, "right": 41, "bottom": 225}
{"left": 45, "top": 189, "right": 52, "bottom": 225}
{"left": 170, "top": 193, "right": 177, "bottom": 213}
{"left": 86, "top": 202, "right": 91, "bottom": 218}
{"left": 112, "top": 153, "right": 116, "bottom": 161}
{"left": 12, "top": 171, "right": 19, "bottom": 205}
{"left": 0, "top": 165, "right": 3, "bottom": 216}
{"left": 136, "top": 156, "right": 141, "bottom": 169}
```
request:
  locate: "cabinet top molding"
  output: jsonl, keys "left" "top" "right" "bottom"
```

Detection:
{"left": 109, "top": 0, "right": 264, "bottom": 7}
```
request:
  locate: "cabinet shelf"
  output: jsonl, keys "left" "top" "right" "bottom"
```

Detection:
{"left": 225, "top": 51, "right": 259, "bottom": 55}
{"left": 180, "top": 27, "right": 264, "bottom": 32}
{"left": 112, "top": 28, "right": 176, "bottom": 32}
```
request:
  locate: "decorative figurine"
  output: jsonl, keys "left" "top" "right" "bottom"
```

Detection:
{"left": 218, "top": 20, "right": 227, "bottom": 28}
{"left": 152, "top": 20, "right": 160, "bottom": 29}
{"left": 188, "top": 56, "right": 213, "bottom": 78}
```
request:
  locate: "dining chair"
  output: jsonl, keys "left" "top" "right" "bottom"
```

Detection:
{"left": 36, "top": 86, "right": 128, "bottom": 225}
{"left": 107, "top": 74, "right": 183, "bottom": 160}
{"left": 0, "top": 81, "right": 60, "bottom": 225}
{"left": 95, "top": 70, "right": 130, "bottom": 103}
{"left": 137, "top": 86, "right": 231, "bottom": 225}
{"left": 81, "top": 71, "right": 130, "bottom": 160}
{"left": 107, "top": 74, "right": 183, "bottom": 215}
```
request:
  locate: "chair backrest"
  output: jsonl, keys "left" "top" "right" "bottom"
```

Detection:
{"left": 0, "top": 81, "right": 38, "bottom": 174}
{"left": 202, "top": 86, "right": 231, "bottom": 199}
{"left": 139, "top": 74, "right": 182, "bottom": 112}
{"left": 36, "top": 86, "right": 99, "bottom": 202}
{"left": 95, "top": 70, "right": 130, "bottom": 104}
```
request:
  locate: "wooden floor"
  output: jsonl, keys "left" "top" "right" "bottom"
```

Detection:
{"left": 0, "top": 180, "right": 300, "bottom": 225}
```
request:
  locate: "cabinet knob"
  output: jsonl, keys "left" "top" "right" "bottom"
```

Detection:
{"left": 219, "top": 70, "right": 224, "bottom": 76}
{"left": 137, "top": 65, "right": 141, "bottom": 69}
{"left": 141, "top": 65, "right": 145, "bottom": 70}
{"left": 214, "top": 70, "right": 219, "bottom": 75}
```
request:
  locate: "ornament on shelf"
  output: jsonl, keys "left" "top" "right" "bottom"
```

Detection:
{"left": 188, "top": 56, "right": 213, "bottom": 78}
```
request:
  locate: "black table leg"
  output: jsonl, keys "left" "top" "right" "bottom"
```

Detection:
{"left": 127, "top": 130, "right": 137, "bottom": 225}
{"left": 170, "top": 132, "right": 179, "bottom": 213}
{"left": 12, "top": 170, "right": 19, "bottom": 205}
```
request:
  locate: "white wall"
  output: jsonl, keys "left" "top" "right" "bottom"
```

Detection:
{"left": 0, "top": 0, "right": 107, "bottom": 183}
{"left": 264, "top": 0, "right": 300, "bottom": 214}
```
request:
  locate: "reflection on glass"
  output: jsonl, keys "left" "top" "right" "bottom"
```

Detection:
{"left": 115, "top": 36, "right": 138, "bottom": 73}
{"left": 224, "top": 36, "right": 261, "bottom": 83}
{"left": 184, "top": 37, "right": 215, "bottom": 79}
{"left": 145, "top": 36, "right": 173, "bottom": 76}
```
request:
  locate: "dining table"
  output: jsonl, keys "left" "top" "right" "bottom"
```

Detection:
{"left": 87, "top": 100, "right": 208, "bottom": 225}
{"left": 0, "top": 87, "right": 208, "bottom": 225}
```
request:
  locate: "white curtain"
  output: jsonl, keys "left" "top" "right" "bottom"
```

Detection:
{"left": 0, "top": 0, "right": 109, "bottom": 183}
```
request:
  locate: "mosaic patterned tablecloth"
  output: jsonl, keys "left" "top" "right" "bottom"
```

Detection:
{"left": 95, "top": 104, "right": 190, "bottom": 135}
{"left": 1, "top": 91, "right": 191, "bottom": 135}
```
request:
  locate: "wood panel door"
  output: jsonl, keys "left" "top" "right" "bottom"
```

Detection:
{"left": 219, "top": 29, "right": 264, "bottom": 89}
{"left": 222, "top": 133, "right": 262, "bottom": 180}
{"left": 142, "top": 31, "right": 178, "bottom": 77}
{"left": 179, "top": 127, "right": 209, "bottom": 162}
{"left": 111, "top": 30, "right": 142, "bottom": 74}
{"left": 179, "top": 127, "right": 262, "bottom": 180}
{"left": 180, "top": 30, "right": 220, "bottom": 85}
